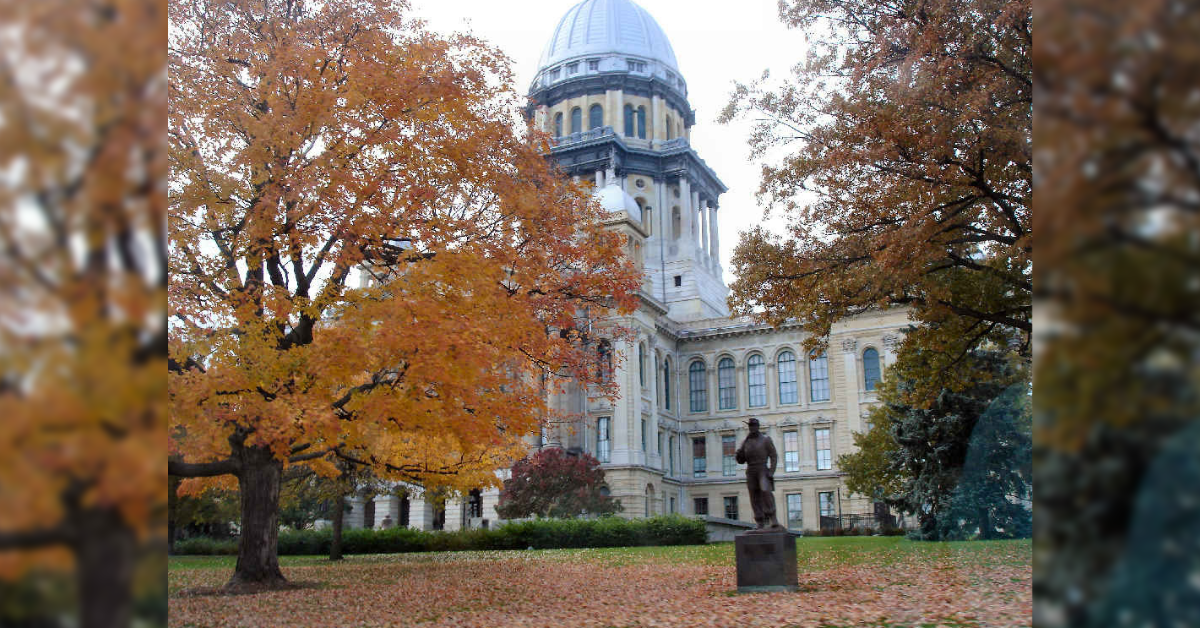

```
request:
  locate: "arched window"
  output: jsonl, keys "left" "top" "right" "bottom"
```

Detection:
{"left": 809, "top": 351, "right": 830, "bottom": 402}
{"left": 863, "top": 347, "right": 881, "bottom": 391}
{"left": 747, "top": 354, "right": 766, "bottom": 407}
{"left": 671, "top": 207, "right": 681, "bottom": 239}
{"left": 778, "top": 351, "right": 798, "bottom": 404}
{"left": 597, "top": 340, "right": 612, "bottom": 381}
{"left": 663, "top": 357, "right": 671, "bottom": 410}
{"left": 638, "top": 342, "right": 646, "bottom": 388}
{"left": 588, "top": 104, "right": 603, "bottom": 130}
{"left": 570, "top": 107, "right": 582, "bottom": 134}
{"left": 718, "top": 357, "right": 736, "bottom": 410}
{"left": 624, "top": 104, "right": 635, "bottom": 137}
{"left": 636, "top": 106, "right": 646, "bottom": 139}
{"left": 665, "top": 114, "right": 673, "bottom": 139}
{"left": 554, "top": 112, "right": 563, "bottom": 137}
{"left": 688, "top": 361, "right": 707, "bottom": 412}
{"left": 644, "top": 206, "right": 653, "bottom": 235}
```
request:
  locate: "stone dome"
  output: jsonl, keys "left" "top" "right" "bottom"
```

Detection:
{"left": 592, "top": 178, "right": 642, "bottom": 222}
{"left": 538, "top": 0, "right": 679, "bottom": 73}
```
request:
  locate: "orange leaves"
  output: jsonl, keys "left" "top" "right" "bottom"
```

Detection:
{"left": 167, "top": 540, "right": 1033, "bottom": 627}
{"left": 168, "top": 0, "right": 639, "bottom": 495}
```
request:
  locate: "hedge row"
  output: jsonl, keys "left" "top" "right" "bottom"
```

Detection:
{"left": 173, "top": 514, "right": 707, "bottom": 556}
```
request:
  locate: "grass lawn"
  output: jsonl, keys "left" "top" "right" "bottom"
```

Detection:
{"left": 168, "top": 536, "right": 1031, "bottom": 627}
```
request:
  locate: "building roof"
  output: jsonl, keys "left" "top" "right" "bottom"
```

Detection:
{"left": 537, "top": 0, "right": 679, "bottom": 73}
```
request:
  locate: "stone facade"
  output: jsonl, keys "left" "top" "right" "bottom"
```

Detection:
{"left": 343, "top": 0, "right": 910, "bottom": 533}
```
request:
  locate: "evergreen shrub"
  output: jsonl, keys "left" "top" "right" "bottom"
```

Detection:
{"left": 172, "top": 514, "right": 707, "bottom": 555}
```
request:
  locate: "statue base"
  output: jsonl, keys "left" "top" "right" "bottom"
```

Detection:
{"left": 734, "top": 529, "right": 798, "bottom": 593}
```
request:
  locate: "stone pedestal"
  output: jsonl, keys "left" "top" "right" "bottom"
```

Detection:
{"left": 735, "top": 531, "right": 798, "bottom": 593}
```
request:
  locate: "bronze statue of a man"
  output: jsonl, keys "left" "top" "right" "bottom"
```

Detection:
{"left": 736, "top": 418, "right": 783, "bottom": 530}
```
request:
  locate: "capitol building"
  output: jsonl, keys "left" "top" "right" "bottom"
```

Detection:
{"left": 347, "top": 0, "right": 909, "bottom": 534}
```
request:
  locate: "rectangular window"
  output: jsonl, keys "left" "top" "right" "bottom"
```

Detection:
{"left": 668, "top": 435, "right": 675, "bottom": 475}
{"left": 819, "top": 491, "right": 835, "bottom": 517}
{"left": 784, "top": 431, "right": 799, "bottom": 473}
{"left": 641, "top": 418, "right": 647, "bottom": 451}
{"left": 587, "top": 59, "right": 599, "bottom": 71}
{"left": 810, "top": 353, "right": 830, "bottom": 402}
{"left": 692, "top": 436, "right": 706, "bottom": 477}
{"left": 694, "top": 497, "right": 708, "bottom": 516}
{"left": 724, "top": 496, "right": 738, "bottom": 520}
{"left": 673, "top": 275, "right": 682, "bottom": 286}
{"left": 597, "top": 417, "right": 611, "bottom": 463}
{"left": 670, "top": 497, "right": 676, "bottom": 514}
{"left": 549, "top": 67, "right": 560, "bottom": 80}
{"left": 815, "top": 427, "right": 832, "bottom": 470}
{"left": 566, "top": 62, "right": 579, "bottom": 74}
{"left": 659, "top": 432, "right": 665, "bottom": 468}
{"left": 786, "top": 493, "right": 803, "bottom": 529}
{"left": 722, "top": 434, "right": 737, "bottom": 476}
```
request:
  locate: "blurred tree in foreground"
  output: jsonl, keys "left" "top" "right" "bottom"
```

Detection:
{"left": 1035, "top": 0, "right": 1200, "bottom": 625}
{"left": 720, "top": 0, "right": 1031, "bottom": 402}
{"left": 496, "top": 448, "right": 622, "bottom": 520}
{"left": 0, "top": 1, "right": 166, "bottom": 627}
{"left": 167, "top": 0, "right": 639, "bottom": 590}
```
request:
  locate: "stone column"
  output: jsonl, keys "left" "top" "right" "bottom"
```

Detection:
{"left": 345, "top": 496, "right": 365, "bottom": 530}
{"left": 882, "top": 333, "right": 899, "bottom": 368}
{"left": 699, "top": 199, "right": 709, "bottom": 257}
{"left": 705, "top": 205, "right": 715, "bottom": 264}
{"left": 375, "top": 494, "right": 400, "bottom": 529}
{"left": 691, "top": 189, "right": 701, "bottom": 247}
{"left": 595, "top": 169, "right": 605, "bottom": 189}
{"left": 610, "top": 338, "right": 632, "bottom": 465}
{"left": 679, "top": 177, "right": 693, "bottom": 254}
{"left": 841, "top": 338, "right": 861, "bottom": 433}
{"left": 651, "top": 95, "right": 662, "bottom": 141}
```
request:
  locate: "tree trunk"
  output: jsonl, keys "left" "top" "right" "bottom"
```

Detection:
{"left": 329, "top": 488, "right": 346, "bottom": 561}
{"left": 229, "top": 444, "right": 286, "bottom": 588}
{"left": 76, "top": 508, "right": 135, "bottom": 628}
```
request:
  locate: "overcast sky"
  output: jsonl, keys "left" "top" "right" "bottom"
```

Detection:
{"left": 407, "top": 0, "right": 805, "bottom": 287}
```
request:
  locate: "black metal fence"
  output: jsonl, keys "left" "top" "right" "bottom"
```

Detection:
{"left": 819, "top": 511, "right": 900, "bottom": 532}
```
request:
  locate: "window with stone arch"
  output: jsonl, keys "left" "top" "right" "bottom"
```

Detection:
{"left": 662, "top": 356, "right": 672, "bottom": 410}
{"left": 747, "top": 353, "right": 767, "bottom": 407}
{"left": 717, "top": 356, "right": 736, "bottom": 410}
{"left": 638, "top": 342, "right": 646, "bottom": 388}
{"left": 597, "top": 339, "right": 613, "bottom": 381}
{"left": 688, "top": 360, "right": 707, "bottom": 412}
{"left": 553, "top": 112, "right": 563, "bottom": 137}
{"left": 588, "top": 104, "right": 603, "bottom": 130}
{"left": 665, "top": 113, "right": 673, "bottom": 139}
{"left": 636, "top": 106, "right": 646, "bottom": 139}
{"left": 778, "top": 350, "right": 798, "bottom": 404}
{"left": 863, "top": 347, "right": 881, "bottom": 391}
{"left": 570, "top": 107, "right": 582, "bottom": 134}
{"left": 809, "top": 351, "right": 830, "bottom": 402}
{"left": 623, "top": 104, "right": 635, "bottom": 137}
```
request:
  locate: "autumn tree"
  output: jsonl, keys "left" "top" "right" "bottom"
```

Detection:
{"left": 167, "top": 0, "right": 639, "bottom": 589}
{"left": 496, "top": 448, "right": 621, "bottom": 519}
{"left": 720, "top": 0, "right": 1031, "bottom": 396}
{"left": 0, "top": 1, "right": 166, "bottom": 627}
{"left": 1034, "top": 0, "right": 1200, "bottom": 624}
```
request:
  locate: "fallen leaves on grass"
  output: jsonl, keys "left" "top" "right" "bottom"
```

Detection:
{"left": 168, "top": 541, "right": 1031, "bottom": 627}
